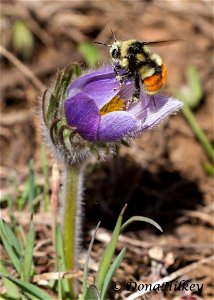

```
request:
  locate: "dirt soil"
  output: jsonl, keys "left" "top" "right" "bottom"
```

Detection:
{"left": 0, "top": 1, "right": 213, "bottom": 300}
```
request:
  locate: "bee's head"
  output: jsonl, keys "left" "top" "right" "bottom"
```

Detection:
{"left": 110, "top": 41, "right": 121, "bottom": 62}
{"left": 94, "top": 28, "right": 121, "bottom": 62}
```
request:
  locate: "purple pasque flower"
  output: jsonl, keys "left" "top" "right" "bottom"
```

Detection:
{"left": 64, "top": 66, "right": 182, "bottom": 142}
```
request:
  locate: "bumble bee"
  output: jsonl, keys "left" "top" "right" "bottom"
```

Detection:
{"left": 95, "top": 30, "right": 178, "bottom": 107}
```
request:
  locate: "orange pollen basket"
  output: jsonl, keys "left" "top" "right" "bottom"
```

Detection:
{"left": 143, "top": 64, "right": 167, "bottom": 93}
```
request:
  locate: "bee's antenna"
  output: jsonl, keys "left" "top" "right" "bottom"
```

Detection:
{"left": 94, "top": 41, "right": 109, "bottom": 47}
{"left": 110, "top": 27, "right": 117, "bottom": 42}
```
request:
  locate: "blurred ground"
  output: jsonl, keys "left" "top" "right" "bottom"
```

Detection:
{"left": 0, "top": 1, "right": 213, "bottom": 299}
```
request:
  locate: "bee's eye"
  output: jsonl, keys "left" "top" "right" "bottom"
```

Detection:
{"left": 111, "top": 48, "right": 118, "bottom": 58}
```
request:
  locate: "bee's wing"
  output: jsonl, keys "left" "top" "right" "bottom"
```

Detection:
{"left": 145, "top": 39, "right": 182, "bottom": 47}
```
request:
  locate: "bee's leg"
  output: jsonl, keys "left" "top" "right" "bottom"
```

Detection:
{"left": 126, "top": 75, "right": 140, "bottom": 108}
{"left": 113, "top": 78, "right": 124, "bottom": 91}
{"left": 114, "top": 65, "right": 123, "bottom": 82}
{"left": 113, "top": 65, "right": 122, "bottom": 77}
{"left": 113, "top": 66, "right": 128, "bottom": 91}
{"left": 132, "top": 75, "right": 141, "bottom": 101}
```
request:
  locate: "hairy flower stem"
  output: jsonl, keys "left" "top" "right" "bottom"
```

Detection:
{"left": 62, "top": 164, "right": 84, "bottom": 299}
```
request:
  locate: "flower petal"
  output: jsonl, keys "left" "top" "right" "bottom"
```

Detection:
{"left": 68, "top": 66, "right": 120, "bottom": 109}
{"left": 64, "top": 92, "right": 100, "bottom": 141}
{"left": 137, "top": 95, "right": 183, "bottom": 132}
{"left": 128, "top": 93, "right": 150, "bottom": 120}
{"left": 118, "top": 78, "right": 138, "bottom": 102}
{"left": 97, "top": 111, "right": 140, "bottom": 142}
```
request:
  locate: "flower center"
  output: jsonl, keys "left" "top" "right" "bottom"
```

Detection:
{"left": 100, "top": 95, "right": 125, "bottom": 116}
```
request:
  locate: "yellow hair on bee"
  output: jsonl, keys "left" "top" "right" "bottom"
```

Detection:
{"left": 120, "top": 40, "right": 136, "bottom": 57}
{"left": 120, "top": 57, "right": 129, "bottom": 68}
{"left": 142, "top": 45, "right": 150, "bottom": 54}
{"left": 139, "top": 66, "right": 155, "bottom": 80}
{"left": 151, "top": 53, "right": 162, "bottom": 66}
{"left": 136, "top": 53, "right": 145, "bottom": 62}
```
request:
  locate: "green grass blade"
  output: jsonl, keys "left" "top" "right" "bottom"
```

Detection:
{"left": 74, "top": 63, "right": 82, "bottom": 77}
{"left": 55, "top": 223, "right": 66, "bottom": 268}
{"left": 17, "top": 182, "right": 28, "bottom": 211}
{"left": 84, "top": 284, "right": 100, "bottom": 300}
{"left": 55, "top": 224, "right": 70, "bottom": 295}
{"left": 22, "top": 215, "right": 34, "bottom": 282}
{"left": 100, "top": 247, "right": 126, "bottom": 300}
{"left": 121, "top": 216, "right": 163, "bottom": 232}
{"left": 41, "top": 144, "right": 49, "bottom": 212}
{"left": 83, "top": 221, "right": 101, "bottom": 298}
{"left": 0, "top": 261, "right": 19, "bottom": 298}
{"left": 12, "top": 20, "right": 34, "bottom": 60}
{"left": 181, "top": 104, "right": 214, "bottom": 163}
{"left": 187, "top": 65, "right": 203, "bottom": 108}
{"left": 95, "top": 204, "right": 127, "bottom": 291}
{"left": 175, "top": 65, "right": 214, "bottom": 164}
{"left": 57, "top": 277, "right": 63, "bottom": 300}
{"left": 204, "top": 162, "right": 214, "bottom": 176}
{"left": 0, "top": 219, "right": 22, "bottom": 257}
{"left": 28, "top": 160, "right": 38, "bottom": 213}
{"left": 176, "top": 65, "right": 203, "bottom": 109}
{"left": 23, "top": 292, "right": 40, "bottom": 300}
{"left": 78, "top": 42, "right": 101, "bottom": 67}
{"left": 1, "top": 275, "right": 53, "bottom": 300}
{"left": 0, "top": 220, "right": 21, "bottom": 275}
